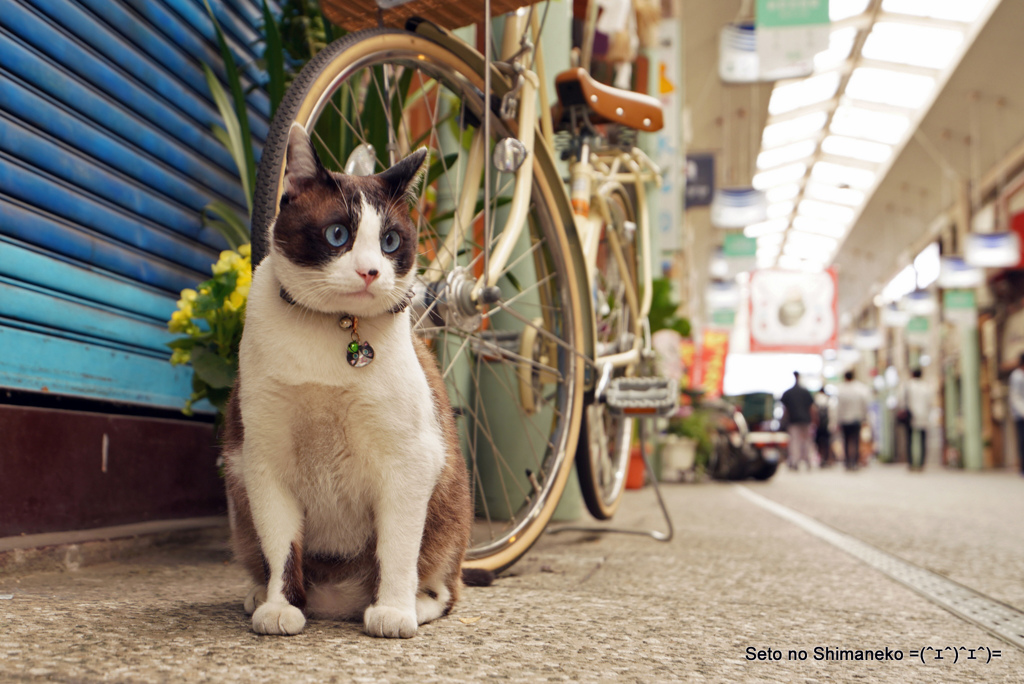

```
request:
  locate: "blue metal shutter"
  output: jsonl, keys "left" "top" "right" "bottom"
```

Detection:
{"left": 0, "top": 0, "right": 270, "bottom": 410}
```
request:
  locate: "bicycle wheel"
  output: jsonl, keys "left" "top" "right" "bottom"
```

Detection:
{"left": 251, "top": 27, "right": 585, "bottom": 573}
{"left": 576, "top": 184, "right": 638, "bottom": 519}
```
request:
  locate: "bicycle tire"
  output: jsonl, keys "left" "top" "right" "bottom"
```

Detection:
{"left": 575, "top": 184, "right": 639, "bottom": 519}
{"left": 250, "top": 27, "right": 585, "bottom": 573}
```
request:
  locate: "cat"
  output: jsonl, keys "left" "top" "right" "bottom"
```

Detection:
{"left": 222, "top": 123, "right": 476, "bottom": 638}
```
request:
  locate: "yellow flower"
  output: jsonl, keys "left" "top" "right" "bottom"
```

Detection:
{"left": 170, "top": 348, "right": 191, "bottom": 365}
{"left": 212, "top": 250, "right": 241, "bottom": 275}
{"left": 228, "top": 289, "right": 246, "bottom": 311}
{"left": 237, "top": 243, "right": 251, "bottom": 258}
{"left": 169, "top": 309, "right": 193, "bottom": 333}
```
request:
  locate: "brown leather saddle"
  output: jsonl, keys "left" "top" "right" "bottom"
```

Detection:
{"left": 553, "top": 67, "right": 664, "bottom": 133}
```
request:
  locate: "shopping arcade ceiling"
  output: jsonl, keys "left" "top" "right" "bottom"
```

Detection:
{"left": 682, "top": 0, "right": 1024, "bottom": 321}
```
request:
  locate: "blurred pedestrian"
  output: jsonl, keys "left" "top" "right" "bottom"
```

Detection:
{"left": 814, "top": 389, "right": 834, "bottom": 466}
{"left": 1009, "top": 353, "right": 1024, "bottom": 476}
{"left": 902, "top": 369, "right": 933, "bottom": 470}
{"left": 781, "top": 371, "right": 814, "bottom": 471}
{"left": 836, "top": 370, "right": 871, "bottom": 470}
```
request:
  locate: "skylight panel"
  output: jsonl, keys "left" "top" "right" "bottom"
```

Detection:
{"left": 745, "top": 219, "right": 790, "bottom": 238}
{"left": 762, "top": 112, "right": 829, "bottom": 148}
{"left": 753, "top": 163, "right": 808, "bottom": 190}
{"left": 793, "top": 215, "right": 849, "bottom": 239}
{"left": 757, "top": 140, "right": 818, "bottom": 170}
{"left": 831, "top": 0, "right": 871, "bottom": 21}
{"left": 811, "top": 161, "right": 876, "bottom": 189}
{"left": 766, "top": 183, "right": 802, "bottom": 203}
{"left": 815, "top": 27, "right": 857, "bottom": 72}
{"left": 830, "top": 105, "right": 910, "bottom": 144}
{"left": 881, "top": 0, "right": 990, "bottom": 23}
{"left": 757, "top": 232, "right": 786, "bottom": 247}
{"left": 798, "top": 199, "right": 856, "bottom": 224}
{"left": 862, "top": 22, "right": 964, "bottom": 70}
{"left": 767, "top": 201, "right": 795, "bottom": 219}
{"left": 804, "top": 182, "right": 866, "bottom": 206}
{"left": 768, "top": 72, "right": 841, "bottom": 116}
{"left": 786, "top": 231, "right": 839, "bottom": 253}
{"left": 821, "top": 135, "right": 892, "bottom": 163}
{"left": 846, "top": 68, "right": 936, "bottom": 109}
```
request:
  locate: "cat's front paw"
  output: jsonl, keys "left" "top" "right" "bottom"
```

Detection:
{"left": 364, "top": 604, "right": 417, "bottom": 638}
{"left": 252, "top": 601, "right": 306, "bottom": 636}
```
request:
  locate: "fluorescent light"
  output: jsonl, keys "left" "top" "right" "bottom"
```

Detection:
{"left": 846, "top": 68, "right": 936, "bottom": 109}
{"left": 821, "top": 135, "right": 892, "bottom": 163}
{"left": 766, "top": 183, "right": 802, "bottom": 203}
{"left": 881, "top": 264, "right": 916, "bottom": 303}
{"left": 762, "top": 112, "right": 829, "bottom": 148}
{"left": 862, "top": 22, "right": 964, "bottom": 70}
{"left": 881, "top": 0, "right": 990, "bottom": 23}
{"left": 767, "top": 201, "right": 795, "bottom": 219}
{"left": 745, "top": 219, "right": 790, "bottom": 238}
{"left": 830, "top": 105, "right": 911, "bottom": 144}
{"left": 798, "top": 199, "right": 856, "bottom": 224}
{"left": 804, "top": 182, "right": 866, "bottom": 206}
{"left": 753, "top": 163, "right": 807, "bottom": 190}
{"left": 914, "top": 243, "right": 940, "bottom": 289}
{"left": 831, "top": 0, "right": 871, "bottom": 21}
{"left": 768, "top": 72, "right": 841, "bottom": 116}
{"left": 811, "top": 161, "right": 876, "bottom": 190}
{"left": 793, "top": 215, "right": 849, "bottom": 239}
{"left": 815, "top": 27, "right": 857, "bottom": 72}
{"left": 757, "top": 140, "right": 818, "bottom": 170}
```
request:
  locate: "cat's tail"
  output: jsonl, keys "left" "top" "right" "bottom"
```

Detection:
{"left": 461, "top": 568, "right": 495, "bottom": 587}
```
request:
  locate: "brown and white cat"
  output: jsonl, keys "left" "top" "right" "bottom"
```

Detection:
{"left": 222, "top": 124, "right": 473, "bottom": 638}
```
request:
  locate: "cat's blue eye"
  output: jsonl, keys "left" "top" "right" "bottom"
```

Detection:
{"left": 324, "top": 224, "right": 349, "bottom": 247}
{"left": 381, "top": 229, "right": 401, "bottom": 254}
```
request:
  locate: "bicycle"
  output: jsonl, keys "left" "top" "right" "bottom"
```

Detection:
{"left": 250, "top": 0, "right": 673, "bottom": 573}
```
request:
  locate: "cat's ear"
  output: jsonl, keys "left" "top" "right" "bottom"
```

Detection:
{"left": 378, "top": 148, "right": 428, "bottom": 202}
{"left": 283, "top": 123, "right": 327, "bottom": 198}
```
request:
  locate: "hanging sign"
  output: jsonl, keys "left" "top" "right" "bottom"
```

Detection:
{"left": 906, "top": 316, "right": 930, "bottom": 346}
{"left": 943, "top": 289, "right": 977, "bottom": 327}
{"left": 749, "top": 268, "right": 837, "bottom": 352}
{"left": 755, "top": 0, "right": 828, "bottom": 81}
{"left": 685, "top": 154, "right": 715, "bottom": 208}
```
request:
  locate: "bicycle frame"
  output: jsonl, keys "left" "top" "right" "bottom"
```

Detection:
{"left": 418, "top": 12, "right": 661, "bottom": 383}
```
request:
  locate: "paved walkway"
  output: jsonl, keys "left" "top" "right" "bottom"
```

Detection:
{"left": 2, "top": 463, "right": 1023, "bottom": 682}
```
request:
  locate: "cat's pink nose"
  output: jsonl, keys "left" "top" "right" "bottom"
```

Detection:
{"left": 359, "top": 269, "right": 379, "bottom": 287}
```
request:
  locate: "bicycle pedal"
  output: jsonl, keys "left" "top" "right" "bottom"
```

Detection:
{"left": 604, "top": 377, "right": 678, "bottom": 417}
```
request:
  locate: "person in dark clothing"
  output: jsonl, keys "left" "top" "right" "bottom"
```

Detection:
{"left": 781, "top": 371, "right": 815, "bottom": 470}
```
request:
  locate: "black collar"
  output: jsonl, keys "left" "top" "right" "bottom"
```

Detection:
{"left": 278, "top": 287, "right": 411, "bottom": 315}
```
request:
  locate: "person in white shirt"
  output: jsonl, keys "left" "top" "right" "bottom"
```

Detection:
{"left": 902, "top": 369, "right": 933, "bottom": 470}
{"left": 1009, "top": 353, "right": 1024, "bottom": 475}
{"left": 836, "top": 371, "right": 872, "bottom": 470}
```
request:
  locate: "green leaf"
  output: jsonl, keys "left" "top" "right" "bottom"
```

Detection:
{"left": 166, "top": 337, "right": 199, "bottom": 351}
{"left": 203, "top": 200, "right": 249, "bottom": 248}
{"left": 261, "top": 0, "right": 285, "bottom": 119}
{"left": 204, "top": 1, "right": 256, "bottom": 212}
{"left": 203, "top": 65, "right": 251, "bottom": 212}
{"left": 425, "top": 153, "right": 460, "bottom": 189}
{"left": 191, "top": 347, "right": 237, "bottom": 389}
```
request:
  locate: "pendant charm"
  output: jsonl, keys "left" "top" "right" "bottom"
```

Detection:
{"left": 346, "top": 340, "right": 374, "bottom": 367}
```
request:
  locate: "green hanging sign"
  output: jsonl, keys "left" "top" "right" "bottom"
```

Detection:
{"left": 906, "top": 316, "right": 929, "bottom": 333}
{"left": 756, "top": 0, "right": 830, "bottom": 28}
{"left": 710, "top": 309, "right": 737, "bottom": 327}
{"left": 943, "top": 289, "right": 976, "bottom": 310}
{"left": 723, "top": 233, "right": 757, "bottom": 258}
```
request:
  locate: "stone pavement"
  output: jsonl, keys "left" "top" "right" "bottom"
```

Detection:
{"left": 2, "top": 463, "right": 1023, "bottom": 682}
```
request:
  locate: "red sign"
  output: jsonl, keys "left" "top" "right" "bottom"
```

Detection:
{"left": 696, "top": 330, "right": 729, "bottom": 397}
